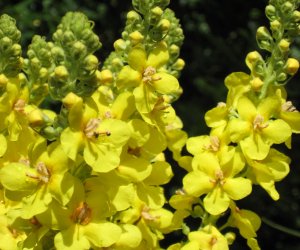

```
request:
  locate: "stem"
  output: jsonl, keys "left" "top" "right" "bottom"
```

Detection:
{"left": 262, "top": 216, "right": 300, "bottom": 238}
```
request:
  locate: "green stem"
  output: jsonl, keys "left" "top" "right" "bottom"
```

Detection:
{"left": 262, "top": 216, "right": 300, "bottom": 238}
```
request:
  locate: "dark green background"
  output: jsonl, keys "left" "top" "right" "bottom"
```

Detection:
{"left": 1, "top": 1, "right": 299, "bottom": 249}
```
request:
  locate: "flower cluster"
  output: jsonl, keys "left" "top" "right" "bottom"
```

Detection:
{"left": 168, "top": 0, "right": 300, "bottom": 249}
{"left": 0, "top": 0, "right": 299, "bottom": 249}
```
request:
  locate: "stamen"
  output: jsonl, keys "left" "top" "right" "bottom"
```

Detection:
{"left": 142, "top": 66, "right": 161, "bottom": 84}
{"left": 253, "top": 114, "right": 268, "bottom": 130}
{"left": 282, "top": 101, "right": 298, "bottom": 112}
{"left": 84, "top": 118, "right": 101, "bottom": 138}
{"left": 71, "top": 202, "right": 92, "bottom": 225}
{"left": 13, "top": 99, "right": 26, "bottom": 113}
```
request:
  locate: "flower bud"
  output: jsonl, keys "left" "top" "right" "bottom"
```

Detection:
{"left": 292, "top": 10, "right": 300, "bottom": 22}
{"left": 265, "top": 5, "right": 276, "bottom": 21}
{"left": 169, "top": 44, "right": 180, "bottom": 57}
{"left": 282, "top": 1, "right": 293, "bottom": 15}
{"left": 250, "top": 77, "right": 264, "bottom": 91}
{"left": 62, "top": 92, "right": 82, "bottom": 109}
{"left": 278, "top": 39, "right": 290, "bottom": 52}
{"left": 51, "top": 46, "right": 65, "bottom": 62}
{"left": 127, "top": 10, "right": 140, "bottom": 23}
{"left": 246, "top": 51, "right": 262, "bottom": 71}
{"left": 224, "top": 232, "right": 236, "bottom": 245}
{"left": 0, "top": 37, "right": 12, "bottom": 51}
{"left": 54, "top": 65, "right": 68, "bottom": 79}
{"left": 256, "top": 26, "right": 273, "bottom": 51}
{"left": 173, "top": 58, "right": 185, "bottom": 70}
{"left": 11, "top": 44, "right": 21, "bottom": 56}
{"left": 114, "top": 39, "right": 127, "bottom": 51}
{"left": 158, "top": 19, "right": 170, "bottom": 32}
{"left": 83, "top": 55, "right": 99, "bottom": 71}
{"left": 99, "top": 69, "right": 113, "bottom": 85}
{"left": 72, "top": 41, "right": 87, "bottom": 59}
{"left": 39, "top": 67, "right": 48, "bottom": 79}
{"left": 62, "top": 30, "right": 75, "bottom": 44}
{"left": 285, "top": 58, "right": 299, "bottom": 75}
{"left": 270, "top": 20, "right": 281, "bottom": 31}
{"left": 129, "top": 31, "right": 144, "bottom": 45}
{"left": 27, "top": 108, "right": 45, "bottom": 127}
{"left": 277, "top": 72, "right": 287, "bottom": 82}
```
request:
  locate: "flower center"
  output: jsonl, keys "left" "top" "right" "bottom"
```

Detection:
{"left": 13, "top": 99, "right": 26, "bottom": 113}
{"left": 26, "top": 162, "right": 51, "bottom": 183}
{"left": 210, "top": 169, "right": 226, "bottom": 186}
{"left": 253, "top": 114, "right": 268, "bottom": 130}
{"left": 142, "top": 66, "right": 161, "bottom": 84}
{"left": 204, "top": 136, "right": 220, "bottom": 152}
{"left": 71, "top": 202, "right": 92, "bottom": 225}
{"left": 84, "top": 118, "right": 111, "bottom": 139}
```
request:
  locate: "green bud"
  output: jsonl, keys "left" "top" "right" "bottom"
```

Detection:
{"left": 51, "top": 46, "right": 65, "bottom": 62}
{"left": 62, "top": 30, "right": 75, "bottom": 44}
{"left": 169, "top": 44, "right": 180, "bottom": 57}
{"left": 277, "top": 72, "right": 287, "bottom": 82}
{"left": 39, "top": 67, "right": 48, "bottom": 79}
{"left": 0, "top": 37, "right": 12, "bottom": 51}
{"left": 72, "top": 41, "right": 87, "bottom": 60}
{"left": 52, "top": 29, "right": 63, "bottom": 41}
{"left": 256, "top": 26, "right": 273, "bottom": 51}
{"left": 129, "top": 31, "right": 144, "bottom": 45}
{"left": 83, "top": 55, "right": 99, "bottom": 72}
{"left": 0, "top": 74, "right": 8, "bottom": 89}
{"left": 114, "top": 39, "right": 127, "bottom": 51}
{"left": 265, "top": 5, "right": 277, "bottom": 21}
{"left": 292, "top": 10, "right": 300, "bottom": 22}
{"left": 54, "top": 65, "right": 69, "bottom": 80}
{"left": 27, "top": 49, "right": 35, "bottom": 59}
{"left": 127, "top": 10, "right": 141, "bottom": 23}
{"left": 172, "top": 58, "right": 185, "bottom": 70}
{"left": 30, "top": 57, "right": 41, "bottom": 71}
{"left": 281, "top": 1, "right": 293, "bottom": 15}
{"left": 158, "top": 19, "right": 170, "bottom": 32}
{"left": 11, "top": 43, "right": 21, "bottom": 56}
{"left": 224, "top": 232, "right": 236, "bottom": 245}
{"left": 278, "top": 39, "right": 290, "bottom": 52}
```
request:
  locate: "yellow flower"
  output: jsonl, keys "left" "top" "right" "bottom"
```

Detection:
{"left": 228, "top": 96, "right": 291, "bottom": 160}
{"left": 117, "top": 42, "right": 180, "bottom": 114}
{"left": 183, "top": 153, "right": 251, "bottom": 215}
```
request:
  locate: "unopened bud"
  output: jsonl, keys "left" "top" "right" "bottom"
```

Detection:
{"left": 169, "top": 44, "right": 180, "bottom": 57}
{"left": 224, "top": 232, "right": 236, "bottom": 245}
{"left": 83, "top": 55, "right": 99, "bottom": 71}
{"left": 292, "top": 10, "right": 300, "bottom": 22}
{"left": 246, "top": 51, "right": 262, "bottom": 71}
{"left": 62, "top": 92, "right": 82, "bottom": 109}
{"left": 11, "top": 44, "right": 21, "bottom": 56}
{"left": 127, "top": 11, "right": 140, "bottom": 23}
{"left": 72, "top": 41, "right": 87, "bottom": 59}
{"left": 277, "top": 72, "right": 287, "bottom": 82}
{"left": 27, "top": 108, "right": 44, "bottom": 127}
{"left": 54, "top": 65, "right": 68, "bottom": 79}
{"left": 151, "top": 7, "right": 163, "bottom": 17}
{"left": 113, "top": 39, "right": 127, "bottom": 51}
{"left": 158, "top": 19, "right": 170, "bottom": 32}
{"left": 282, "top": 1, "right": 293, "bottom": 15}
{"left": 270, "top": 20, "right": 281, "bottom": 31}
{"left": 285, "top": 58, "right": 299, "bottom": 75}
{"left": 99, "top": 69, "right": 113, "bottom": 85}
{"left": 250, "top": 77, "right": 264, "bottom": 91}
{"left": 39, "top": 67, "right": 48, "bottom": 79}
{"left": 265, "top": 5, "right": 276, "bottom": 21}
{"left": 129, "top": 31, "right": 144, "bottom": 45}
{"left": 256, "top": 26, "right": 273, "bottom": 51}
{"left": 278, "top": 39, "right": 290, "bottom": 52}
{"left": 173, "top": 58, "right": 185, "bottom": 70}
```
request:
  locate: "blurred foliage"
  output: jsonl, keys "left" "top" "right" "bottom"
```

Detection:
{"left": 0, "top": 0, "right": 300, "bottom": 249}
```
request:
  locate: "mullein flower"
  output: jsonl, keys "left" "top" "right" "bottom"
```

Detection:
{"left": 0, "top": 140, "right": 75, "bottom": 219}
{"left": 116, "top": 42, "right": 180, "bottom": 114}
{"left": 227, "top": 95, "right": 291, "bottom": 160}
{"left": 183, "top": 152, "right": 252, "bottom": 215}
{"left": 60, "top": 92, "right": 131, "bottom": 172}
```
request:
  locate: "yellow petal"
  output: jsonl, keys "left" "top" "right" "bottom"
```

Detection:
{"left": 128, "top": 45, "right": 147, "bottom": 71}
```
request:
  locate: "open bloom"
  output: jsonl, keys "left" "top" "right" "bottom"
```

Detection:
{"left": 117, "top": 42, "right": 180, "bottom": 114}
{"left": 227, "top": 96, "right": 291, "bottom": 160}
{"left": 183, "top": 153, "right": 252, "bottom": 215}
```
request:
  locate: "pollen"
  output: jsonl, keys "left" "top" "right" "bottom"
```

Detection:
{"left": 13, "top": 99, "right": 26, "bottom": 113}
{"left": 253, "top": 114, "right": 269, "bottom": 130}
{"left": 142, "top": 66, "right": 161, "bottom": 84}
{"left": 71, "top": 202, "right": 92, "bottom": 225}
